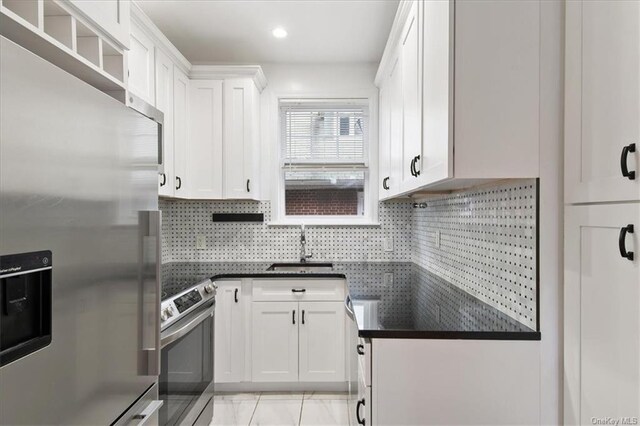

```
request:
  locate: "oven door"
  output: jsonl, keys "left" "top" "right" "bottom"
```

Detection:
{"left": 159, "top": 303, "right": 214, "bottom": 426}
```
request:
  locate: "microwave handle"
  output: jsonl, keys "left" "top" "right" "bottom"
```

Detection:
{"left": 157, "top": 123, "right": 163, "bottom": 172}
{"left": 139, "top": 210, "right": 161, "bottom": 376}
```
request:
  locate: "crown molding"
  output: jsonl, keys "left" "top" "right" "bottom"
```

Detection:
{"left": 374, "top": 0, "right": 414, "bottom": 87}
{"left": 190, "top": 65, "right": 268, "bottom": 92}
{"left": 130, "top": 1, "right": 192, "bottom": 74}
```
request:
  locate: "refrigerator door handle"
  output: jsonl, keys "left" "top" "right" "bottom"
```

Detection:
{"left": 139, "top": 210, "right": 161, "bottom": 376}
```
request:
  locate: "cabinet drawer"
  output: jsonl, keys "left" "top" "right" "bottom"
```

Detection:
{"left": 252, "top": 279, "right": 345, "bottom": 302}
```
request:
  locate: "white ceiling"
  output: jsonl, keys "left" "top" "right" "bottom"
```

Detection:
{"left": 136, "top": 0, "right": 400, "bottom": 64}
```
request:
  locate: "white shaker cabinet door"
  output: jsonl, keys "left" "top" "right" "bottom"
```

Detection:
{"left": 399, "top": 0, "right": 422, "bottom": 189}
{"left": 128, "top": 22, "right": 155, "bottom": 105}
{"left": 251, "top": 302, "right": 299, "bottom": 382}
{"left": 298, "top": 301, "right": 346, "bottom": 382}
{"left": 189, "top": 80, "right": 223, "bottom": 199}
{"left": 173, "top": 66, "right": 189, "bottom": 198}
{"left": 565, "top": 0, "right": 640, "bottom": 203}
{"left": 564, "top": 203, "right": 640, "bottom": 425}
{"left": 223, "top": 78, "right": 258, "bottom": 199}
{"left": 214, "top": 281, "right": 244, "bottom": 383}
{"left": 155, "top": 49, "right": 174, "bottom": 197}
{"left": 378, "top": 80, "right": 392, "bottom": 200}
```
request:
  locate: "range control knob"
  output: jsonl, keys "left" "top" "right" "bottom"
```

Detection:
{"left": 165, "top": 307, "right": 174, "bottom": 318}
{"left": 160, "top": 311, "right": 168, "bottom": 321}
{"left": 204, "top": 283, "right": 215, "bottom": 294}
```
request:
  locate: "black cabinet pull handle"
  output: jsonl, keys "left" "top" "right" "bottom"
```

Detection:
{"left": 410, "top": 157, "right": 416, "bottom": 177}
{"left": 414, "top": 155, "right": 421, "bottom": 176}
{"left": 302, "top": 310, "right": 305, "bottom": 325}
{"left": 357, "top": 344, "right": 365, "bottom": 355}
{"left": 356, "top": 399, "right": 365, "bottom": 425}
{"left": 175, "top": 176, "right": 182, "bottom": 190}
{"left": 292, "top": 310, "right": 296, "bottom": 325}
{"left": 159, "top": 173, "right": 166, "bottom": 186}
{"left": 247, "top": 179, "right": 251, "bottom": 192}
{"left": 234, "top": 288, "right": 239, "bottom": 303}
{"left": 291, "top": 288, "right": 306, "bottom": 293}
{"left": 382, "top": 177, "right": 390, "bottom": 190}
{"left": 621, "top": 143, "right": 636, "bottom": 180}
{"left": 619, "top": 224, "right": 635, "bottom": 261}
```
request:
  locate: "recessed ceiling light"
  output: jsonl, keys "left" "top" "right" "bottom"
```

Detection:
{"left": 272, "top": 27, "right": 288, "bottom": 39}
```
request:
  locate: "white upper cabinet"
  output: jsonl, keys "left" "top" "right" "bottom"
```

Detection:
{"left": 564, "top": 203, "right": 639, "bottom": 425}
{"left": 379, "top": 54, "right": 403, "bottom": 200}
{"left": 453, "top": 0, "right": 539, "bottom": 180}
{"left": 67, "top": 0, "right": 130, "bottom": 48}
{"left": 189, "top": 80, "right": 224, "bottom": 199}
{"left": 419, "top": 0, "right": 452, "bottom": 186}
{"left": 565, "top": 0, "right": 640, "bottom": 203}
{"left": 223, "top": 78, "right": 260, "bottom": 199}
{"left": 155, "top": 48, "right": 174, "bottom": 197}
{"left": 399, "top": 0, "right": 422, "bottom": 188}
{"left": 173, "top": 66, "right": 189, "bottom": 198}
{"left": 378, "top": 81, "right": 392, "bottom": 197}
{"left": 127, "top": 9, "right": 266, "bottom": 200}
{"left": 376, "top": 0, "right": 541, "bottom": 198}
{"left": 185, "top": 77, "right": 261, "bottom": 200}
{"left": 128, "top": 21, "right": 155, "bottom": 105}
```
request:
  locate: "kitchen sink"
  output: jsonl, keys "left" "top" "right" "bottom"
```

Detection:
{"left": 267, "top": 262, "right": 334, "bottom": 273}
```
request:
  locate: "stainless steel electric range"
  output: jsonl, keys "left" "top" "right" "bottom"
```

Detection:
{"left": 159, "top": 279, "right": 216, "bottom": 426}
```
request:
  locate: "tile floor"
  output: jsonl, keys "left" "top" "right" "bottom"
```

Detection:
{"left": 210, "top": 392, "right": 351, "bottom": 426}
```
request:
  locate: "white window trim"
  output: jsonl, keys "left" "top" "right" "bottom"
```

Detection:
{"left": 270, "top": 93, "right": 379, "bottom": 226}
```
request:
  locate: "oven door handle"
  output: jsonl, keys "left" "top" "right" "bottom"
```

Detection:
{"left": 131, "top": 400, "right": 164, "bottom": 426}
{"left": 161, "top": 305, "right": 214, "bottom": 348}
{"left": 345, "top": 295, "right": 355, "bottom": 321}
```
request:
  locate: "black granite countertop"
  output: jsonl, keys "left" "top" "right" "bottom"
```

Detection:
{"left": 161, "top": 261, "right": 539, "bottom": 340}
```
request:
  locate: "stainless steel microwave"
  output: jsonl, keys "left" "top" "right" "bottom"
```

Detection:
{"left": 127, "top": 92, "right": 165, "bottom": 177}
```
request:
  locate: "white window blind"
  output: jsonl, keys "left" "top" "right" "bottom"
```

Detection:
{"left": 281, "top": 101, "right": 368, "bottom": 165}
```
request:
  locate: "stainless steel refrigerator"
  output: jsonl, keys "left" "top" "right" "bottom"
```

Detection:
{"left": 0, "top": 36, "right": 163, "bottom": 425}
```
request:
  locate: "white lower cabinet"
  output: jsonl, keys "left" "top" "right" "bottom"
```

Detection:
{"left": 251, "top": 301, "right": 299, "bottom": 382}
{"left": 214, "top": 281, "right": 244, "bottom": 383}
{"left": 252, "top": 300, "right": 346, "bottom": 383}
{"left": 564, "top": 203, "right": 640, "bottom": 425}
{"left": 298, "top": 301, "right": 345, "bottom": 382}
{"left": 370, "top": 339, "right": 541, "bottom": 425}
{"left": 216, "top": 279, "right": 348, "bottom": 386}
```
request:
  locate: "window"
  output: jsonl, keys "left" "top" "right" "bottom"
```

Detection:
{"left": 278, "top": 99, "right": 372, "bottom": 223}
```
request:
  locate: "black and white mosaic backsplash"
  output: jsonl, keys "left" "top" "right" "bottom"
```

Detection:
{"left": 411, "top": 179, "right": 537, "bottom": 329}
{"left": 160, "top": 179, "right": 537, "bottom": 329}
{"left": 159, "top": 199, "right": 413, "bottom": 263}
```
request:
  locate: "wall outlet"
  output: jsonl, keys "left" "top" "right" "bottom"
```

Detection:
{"left": 383, "top": 237, "right": 394, "bottom": 252}
{"left": 196, "top": 235, "right": 206, "bottom": 250}
{"left": 435, "top": 230, "right": 441, "bottom": 248}
{"left": 383, "top": 272, "right": 394, "bottom": 287}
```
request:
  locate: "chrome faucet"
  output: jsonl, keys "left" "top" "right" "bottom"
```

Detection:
{"left": 300, "top": 224, "right": 313, "bottom": 263}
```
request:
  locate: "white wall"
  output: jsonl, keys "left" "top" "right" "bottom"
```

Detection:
{"left": 258, "top": 63, "right": 379, "bottom": 218}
